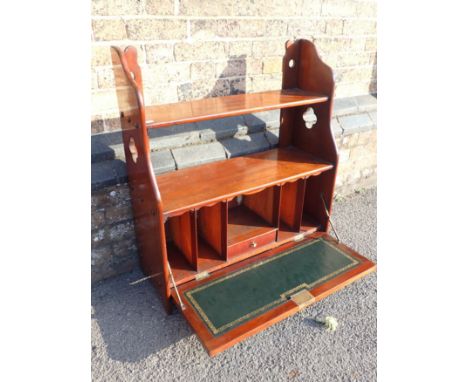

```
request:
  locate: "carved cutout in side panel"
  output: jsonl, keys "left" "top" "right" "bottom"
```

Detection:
{"left": 303, "top": 107, "right": 317, "bottom": 129}
{"left": 128, "top": 136, "right": 139, "bottom": 163}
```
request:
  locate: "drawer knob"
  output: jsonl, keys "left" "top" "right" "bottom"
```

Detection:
{"left": 250, "top": 241, "right": 257, "bottom": 248}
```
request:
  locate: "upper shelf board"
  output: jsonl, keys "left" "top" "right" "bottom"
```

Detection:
{"left": 157, "top": 147, "right": 333, "bottom": 218}
{"left": 145, "top": 89, "right": 328, "bottom": 128}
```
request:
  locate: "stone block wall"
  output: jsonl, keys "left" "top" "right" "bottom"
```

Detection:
{"left": 91, "top": 0, "right": 377, "bottom": 133}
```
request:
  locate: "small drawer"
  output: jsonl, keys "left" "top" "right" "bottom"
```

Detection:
{"left": 227, "top": 229, "right": 277, "bottom": 258}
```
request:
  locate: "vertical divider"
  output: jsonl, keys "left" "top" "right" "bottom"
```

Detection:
{"left": 272, "top": 185, "right": 282, "bottom": 230}
{"left": 198, "top": 202, "right": 228, "bottom": 261}
{"left": 220, "top": 201, "right": 228, "bottom": 261}
{"left": 279, "top": 179, "right": 307, "bottom": 232}
{"left": 190, "top": 210, "right": 199, "bottom": 269}
{"left": 169, "top": 210, "right": 199, "bottom": 271}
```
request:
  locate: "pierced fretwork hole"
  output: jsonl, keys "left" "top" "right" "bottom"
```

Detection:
{"left": 288, "top": 59, "right": 295, "bottom": 68}
{"left": 303, "top": 107, "right": 317, "bottom": 129}
{"left": 128, "top": 137, "right": 139, "bottom": 163}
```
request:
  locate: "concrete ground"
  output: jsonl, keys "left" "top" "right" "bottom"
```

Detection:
{"left": 92, "top": 188, "right": 377, "bottom": 382}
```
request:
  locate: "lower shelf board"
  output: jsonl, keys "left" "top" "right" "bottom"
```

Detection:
{"left": 300, "top": 213, "right": 322, "bottom": 233}
{"left": 171, "top": 233, "right": 375, "bottom": 357}
{"left": 277, "top": 213, "right": 320, "bottom": 242}
{"left": 167, "top": 240, "right": 225, "bottom": 285}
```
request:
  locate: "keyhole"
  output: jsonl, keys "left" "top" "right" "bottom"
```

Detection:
{"left": 303, "top": 107, "right": 317, "bottom": 129}
{"left": 128, "top": 137, "right": 138, "bottom": 163}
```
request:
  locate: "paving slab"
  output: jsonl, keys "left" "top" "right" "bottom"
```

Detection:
{"left": 171, "top": 141, "right": 226, "bottom": 169}
{"left": 150, "top": 150, "right": 176, "bottom": 174}
{"left": 91, "top": 160, "right": 127, "bottom": 190}
{"left": 333, "top": 97, "right": 358, "bottom": 116}
{"left": 339, "top": 113, "right": 374, "bottom": 136}
{"left": 148, "top": 123, "right": 201, "bottom": 151}
{"left": 197, "top": 116, "right": 247, "bottom": 142}
{"left": 355, "top": 94, "right": 377, "bottom": 112}
{"left": 244, "top": 110, "right": 280, "bottom": 131}
{"left": 222, "top": 132, "right": 271, "bottom": 158}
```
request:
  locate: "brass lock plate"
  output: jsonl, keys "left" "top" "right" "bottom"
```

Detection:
{"left": 289, "top": 289, "right": 316, "bottom": 310}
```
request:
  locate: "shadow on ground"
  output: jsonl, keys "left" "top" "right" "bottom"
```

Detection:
{"left": 91, "top": 269, "right": 192, "bottom": 362}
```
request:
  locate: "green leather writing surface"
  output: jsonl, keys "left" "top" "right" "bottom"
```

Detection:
{"left": 185, "top": 238, "right": 361, "bottom": 336}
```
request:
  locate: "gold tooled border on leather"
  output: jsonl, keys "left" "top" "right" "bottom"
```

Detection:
{"left": 185, "top": 238, "right": 360, "bottom": 336}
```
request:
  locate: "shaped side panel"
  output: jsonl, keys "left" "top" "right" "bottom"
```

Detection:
{"left": 111, "top": 46, "right": 171, "bottom": 312}
{"left": 280, "top": 39, "right": 338, "bottom": 232}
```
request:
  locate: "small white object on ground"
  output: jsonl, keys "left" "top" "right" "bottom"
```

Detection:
{"left": 324, "top": 316, "right": 338, "bottom": 332}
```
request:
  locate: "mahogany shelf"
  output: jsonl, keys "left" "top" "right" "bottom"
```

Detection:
{"left": 157, "top": 147, "right": 333, "bottom": 217}
{"left": 145, "top": 89, "right": 328, "bottom": 128}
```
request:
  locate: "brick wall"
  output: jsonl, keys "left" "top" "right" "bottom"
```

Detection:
{"left": 91, "top": 0, "right": 377, "bottom": 132}
{"left": 90, "top": 0, "right": 377, "bottom": 283}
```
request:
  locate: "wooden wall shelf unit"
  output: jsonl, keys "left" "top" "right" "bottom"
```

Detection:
{"left": 112, "top": 39, "right": 376, "bottom": 357}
